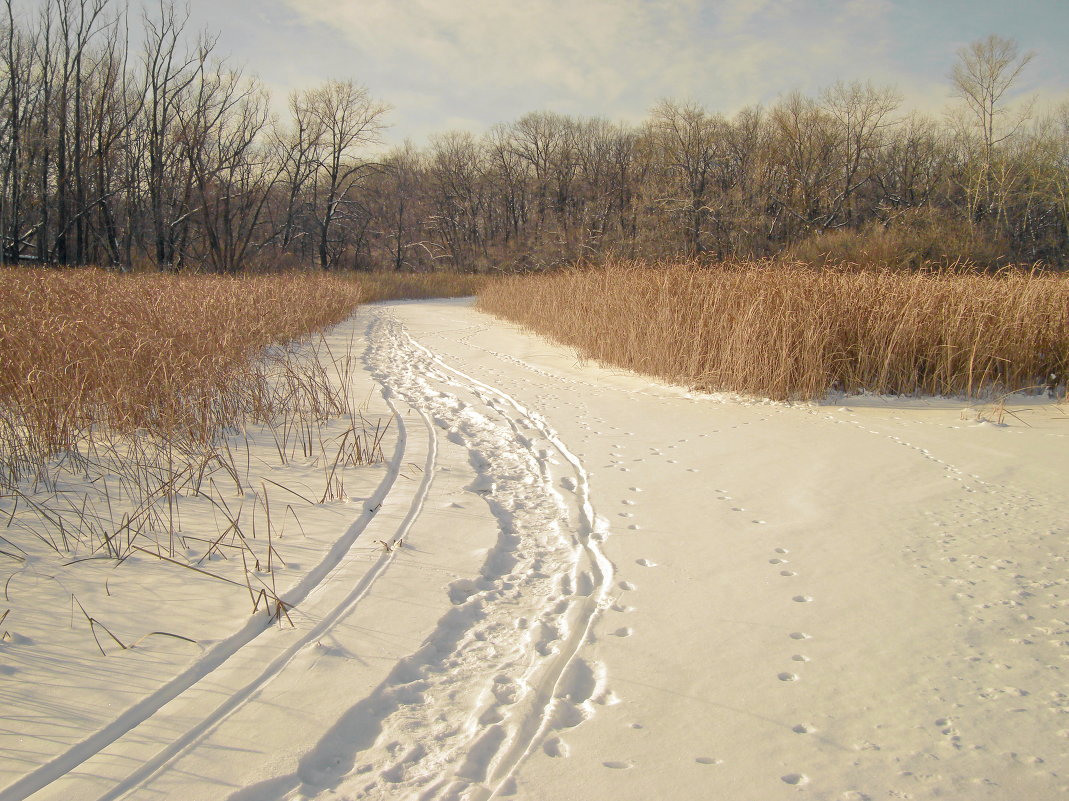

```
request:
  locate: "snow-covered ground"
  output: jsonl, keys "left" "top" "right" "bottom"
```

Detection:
{"left": 3, "top": 298, "right": 1067, "bottom": 801}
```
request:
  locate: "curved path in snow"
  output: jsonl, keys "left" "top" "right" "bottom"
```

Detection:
{"left": 8, "top": 298, "right": 1069, "bottom": 801}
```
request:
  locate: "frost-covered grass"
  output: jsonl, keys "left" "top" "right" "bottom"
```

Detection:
{"left": 478, "top": 259, "right": 1069, "bottom": 401}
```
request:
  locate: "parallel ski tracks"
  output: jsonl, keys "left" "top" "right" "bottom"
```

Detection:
{"left": 3, "top": 316, "right": 439, "bottom": 801}
{"left": 6, "top": 306, "right": 612, "bottom": 801}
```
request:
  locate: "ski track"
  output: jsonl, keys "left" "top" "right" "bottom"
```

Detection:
{"left": 91, "top": 382, "right": 439, "bottom": 801}
{"left": 1, "top": 358, "right": 423, "bottom": 801}
{"left": 260, "top": 307, "right": 614, "bottom": 801}
{"left": 12, "top": 306, "right": 616, "bottom": 801}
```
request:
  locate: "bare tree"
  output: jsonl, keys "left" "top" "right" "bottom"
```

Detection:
{"left": 141, "top": 0, "right": 206, "bottom": 269}
{"left": 182, "top": 67, "right": 276, "bottom": 272}
{"left": 293, "top": 79, "right": 388, "bottom": 270}
{"left": 369, "top": 141, "right": 426, "bottom": 271}
{"left": 950, "top": 35, "right": 1036, "bottom": 235}
{"left": 821, "top": 81, "right": 901, "bottom": 227}
{"left": 648, "top": 99, "right": 728, "bottom": 256}
{"left": 951, "top": 35, "right": 1034, "bottom": 156}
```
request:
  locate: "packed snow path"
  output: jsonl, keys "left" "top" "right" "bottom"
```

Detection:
{"left": 3, "top": 299, "right": 1067, "bottom": 801}
{"left": 251, "top": 308, "right": 616, "bottom": 799}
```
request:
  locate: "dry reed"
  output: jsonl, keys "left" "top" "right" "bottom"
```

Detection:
{"left": 477, "top": 259, "right": 1069, "bottom": 401}
{"left": 354, "top": 271, "right": 488, "bottom": 303}
{"left": 0, "top": 270, "right": 364, "bottom": 454}
{"left": 0, "top": 266, "right": 463, "bottom": 627}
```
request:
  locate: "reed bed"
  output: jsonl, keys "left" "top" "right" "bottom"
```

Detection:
{"left": 356, "top": 271, "right": 488, "bottom": 303}
{"left": 0, "top": 270, "right": 367, "bottom": 454}
{"left": 0, "top": 266, "right": 481, "bottom": 634}
{"left": 477, "top": 259, "right": 1069, "bottom": 401}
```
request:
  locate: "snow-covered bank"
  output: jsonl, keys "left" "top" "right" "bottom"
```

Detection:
{"left": 3, "top": 299, "right": 1067, "bottom": 800}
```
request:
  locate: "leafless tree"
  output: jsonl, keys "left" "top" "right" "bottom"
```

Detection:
{"left": 292, "top": 79, "right": 388, "bottom": 269}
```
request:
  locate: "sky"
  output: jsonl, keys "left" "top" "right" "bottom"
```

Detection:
{"left": 25, "top": 0, "right": 1069, "bottom": 146}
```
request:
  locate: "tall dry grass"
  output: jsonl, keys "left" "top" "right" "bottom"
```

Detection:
{"left": 477, "top": 259, "right": 1069, "bottom": 401}
{"left": 0, "top": 267, "right": 484, "bottom": 630}
{"left": 0, "top": 270, "right": 364, "bottom": 455}
{"left": 355, "top": 271, "right": 488, "bottom": 302}
{"left": 0, "top": 268, "right": 483, "bottom": 461}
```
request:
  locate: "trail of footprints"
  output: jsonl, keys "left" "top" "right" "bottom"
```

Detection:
{"left": 598, "top": 422, "right": 818, "bottom": 782}
{"left": 724, "top": 484, "right": 815, "bottom": 787}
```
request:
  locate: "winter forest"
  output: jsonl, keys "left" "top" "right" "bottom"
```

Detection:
{"left": 1, "top": 0, "right": 1066, "bottom": 274}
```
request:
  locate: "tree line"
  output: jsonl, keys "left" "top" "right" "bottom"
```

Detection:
{"left": 2, "top": 0, "right": 1066, "bottom": 273}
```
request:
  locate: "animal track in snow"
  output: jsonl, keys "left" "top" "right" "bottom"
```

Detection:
{"left": 603, "top": 760, "right": 632, "bottom": 770}
{"left": 635, "top": 559, "right": 656, "bottom": 567}
{"left": 789, "top": 632, "right": 811, "bottom": 640}
{"left": 778, "top": 672, "right": 800, "bottom": 682}
{"left": 781, "top": 772, "right": 809, "bottom": 785}
{"left": 543, "top": 737, "right": 569, "bottom": 758}
{"left": 695, "top": 756, "right": 723, "bottom": 765}
{"left": 793, "top": 595, "right": 813, "bottom": 603}
{"left": 612, "top": 627, "right": 634, "bottom": 638}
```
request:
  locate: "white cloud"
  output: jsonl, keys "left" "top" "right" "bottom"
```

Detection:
{"left": 279, "top": 0, "right": 710, "bottom": 119}
{"left": 238, "top": 0, "right": 1067, "bottom": 142}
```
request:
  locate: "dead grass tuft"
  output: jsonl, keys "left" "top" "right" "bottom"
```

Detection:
{"left": 477, "top": 259, "right": 1069, "bottom": 401}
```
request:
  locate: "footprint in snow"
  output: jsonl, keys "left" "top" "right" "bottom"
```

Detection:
{"left": 603, "top": 761, "right": 632, "bottom": 770}
{"left": 789, "top": 632, "right": 811, "bottom": 640}
{"left": 778, "top": 672, "right": 799, "bottom": 682}
{"left": 793, "top": 595, "right": 813, "bottom": 603}
{"left": 781, "top": 773, "right": 809, "bottom": 785}
{"left": 612, "top": 627, "right": 634, "bottom": 637}
{"left": 619, "top": 581, "right": 636, "bottom": 591}
{"left": 695, "top": 756, "right": 723, "bottom": 765}
{"left": 635, "top": 558, "right": 656, "bottom": 567}
{"left": 543, "top": 737, "right": 570, "bottom": 758}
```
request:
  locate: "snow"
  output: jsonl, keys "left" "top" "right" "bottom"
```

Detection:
{"left": 3, "top": 298, "right": 1067, "bottom": 800}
